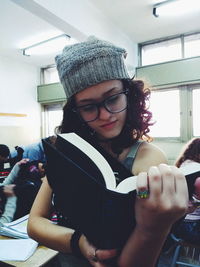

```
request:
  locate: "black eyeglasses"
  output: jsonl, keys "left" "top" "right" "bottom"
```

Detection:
{"left": 73, "top": 90, "right": 128, "bottom": 122}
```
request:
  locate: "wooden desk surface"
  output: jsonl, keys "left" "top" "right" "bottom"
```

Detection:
{"left": 0, "top": 236, "right": 58, "bottom": 267}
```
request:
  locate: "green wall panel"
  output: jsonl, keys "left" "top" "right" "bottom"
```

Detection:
{"left": 37, "top": 83, "right": 66, "bottom": 103}
{"left": 136, "top": 56, "right": 200, "bottom": 87}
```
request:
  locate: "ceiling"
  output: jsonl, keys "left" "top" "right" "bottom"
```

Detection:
{"left": 1, "top": 0, "right": 200, "bottom": 67}
{"left": 92, "top": 0, "right": 200, "bottom": 43}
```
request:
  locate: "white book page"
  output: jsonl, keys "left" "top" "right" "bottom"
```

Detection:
{"left": 0, "top": 227, "right": 28, "bottom": 239}
{"left": 115, "top": 163, "right": 200, "bottom": 194}
{"left": 60, "top": 133, "right": 116, "bottom": 190}
{"left": 0, "top": 238, "right": 38, "bottom": 261}
{"left": 115, "top": 176, "right": 137, "bottom": 193}
{"left": 4, "top": 214, "right": 28, "bottom": 232}
{"left": 179, "top": 162, "right": 200, "bottom": 176}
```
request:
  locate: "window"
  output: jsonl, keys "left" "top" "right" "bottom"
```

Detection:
{"left": 192, "top": 88, "right": 200, "bottom": 136}
{"left": 43, "top": 66, "right": 59, "bottom": 84}
{"left": 43, "top": 103, "right": 63, "bottom": 137}
{"left": 149, "top": 90, "right": 180, "bottom": 138}
{"left": 140, "top": 32, "right": 200, "bottom": 66}
{"left": 141, "top": 38, "right": 182, "bottom": 66}
{"left": 185, "top": 33, "right": 200, "bottom": 58}
{"left": 147, "top": 84, "right": 200, "bottom": 140}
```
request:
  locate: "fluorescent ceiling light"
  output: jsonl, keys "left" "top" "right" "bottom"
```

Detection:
{"left": 153, "top": 0, "right": 200, "bottom": 17}
{"left": 22, "top": 34, "right": 75, "bottom": 56}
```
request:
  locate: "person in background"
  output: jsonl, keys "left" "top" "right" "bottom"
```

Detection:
{"left": 0, "top": 191, "right": 16, "bottom": 226}
{"left": 0, "top": 144, "right": 10, "bottom": 172}
{"left": 10, "top": 136, "right": 56, "bottom": 163}
{"left": 28, "top": 36, "right": 188, "bottom": 267}
{"left": 172, "top": 137, "right": 200, "bottom": 245}
{"left": 0, "top": 144, "right": 24, "bottom": 175}
{"left": 175, "top": 137, "right": 200, "bottom": 168}
{"left": 10, "top": 142, "right": 46, "bottom": 163}
{"left": 1, "top": 158, "right": 46, "bottom": 220}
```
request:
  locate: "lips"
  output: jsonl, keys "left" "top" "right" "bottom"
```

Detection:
{"left": 100, "top": 120, "right": 117, "bottom": 130}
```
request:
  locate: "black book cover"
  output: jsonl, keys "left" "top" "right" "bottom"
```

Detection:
{"left": 42, "top": 135, "right": 136, "bottom": 249}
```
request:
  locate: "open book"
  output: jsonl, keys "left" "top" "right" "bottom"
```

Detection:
{"left": 0, "top": 214, "right": 38, "bottom": 261}
{"left": 42, "top": 133, "right": 200, "bottom": 249}
{"left": 56, "top": 133, "right": 137, "bottom": 193}
{"left": 0, "top": 214, "right": 29, "bottom": 239}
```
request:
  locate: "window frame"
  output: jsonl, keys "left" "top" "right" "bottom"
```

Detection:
{"left": 151, "top": 83, "right": 200, "bottom": 142}
{"left": 41, "top": 102, "right": 65, "bottom": 138}
{"left": 139, "top": 31, "right": 200, "bottom": 67}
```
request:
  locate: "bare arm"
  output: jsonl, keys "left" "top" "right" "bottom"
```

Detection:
{"left": 27, "top": 177, "right": 74, "bottom": 253}
{"left": 0, "top": 196, "right": 17, "bottom": 225}
{"left": 132, "top": 142, "right": 168, "bottom": 175}
{"left": 28, "top": 178, "right": 118, "bottom": 266}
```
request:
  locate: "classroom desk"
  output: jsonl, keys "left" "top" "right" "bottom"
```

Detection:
{"left": 0, "top": 236, "right": 58, "bottom": 267}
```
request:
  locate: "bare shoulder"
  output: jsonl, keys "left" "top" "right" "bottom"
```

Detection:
{"left": 132, "top": 142, "right": 168, "bottom": 175}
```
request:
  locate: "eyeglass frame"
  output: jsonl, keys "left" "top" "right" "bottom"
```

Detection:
{"left": 72, "top": 89, "right": 129, "bottom": 122}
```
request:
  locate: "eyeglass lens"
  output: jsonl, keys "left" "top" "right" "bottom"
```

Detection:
{"left": 77, "top": 91, "right": 127, "bottom": 122}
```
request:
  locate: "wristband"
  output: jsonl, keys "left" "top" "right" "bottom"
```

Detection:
{"left": 70, "top": 231, "right": 83, "bottom": 258}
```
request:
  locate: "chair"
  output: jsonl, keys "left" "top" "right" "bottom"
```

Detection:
{"left": 170, "top": 233, "right": 200, "bottom": 267}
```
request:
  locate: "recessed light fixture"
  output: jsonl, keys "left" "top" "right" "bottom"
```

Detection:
{"left": 153, "top": 0, "right": 200, "bottom": 17}
{"left": 22, "top": 34, "right": 75, "bottom": 56}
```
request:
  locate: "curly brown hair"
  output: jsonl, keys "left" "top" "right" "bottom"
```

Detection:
{"left": 56, "top": 78, "right": 154, "bottom": 155}
{"left": 175, "top": 138, "right": 200, "bottom": 167}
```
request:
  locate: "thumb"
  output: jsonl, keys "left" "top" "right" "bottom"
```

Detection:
{"left": 96, "top": 248, "right": 118, "bottom": 261}
{"left": 194, "top": 177, "right": 200, "bottom": 199}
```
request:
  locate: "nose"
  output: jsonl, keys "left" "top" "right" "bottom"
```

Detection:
{"left": 98, "top": 106, "right": 111, "bottom": 120}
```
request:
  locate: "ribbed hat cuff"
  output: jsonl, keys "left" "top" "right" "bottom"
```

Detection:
{"left": 61, "top": 55, "right": 130, "bottom": 98}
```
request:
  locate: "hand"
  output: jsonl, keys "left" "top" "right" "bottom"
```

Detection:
{"left": 17, "top": 158, "right": 29, "bottom": 166}
{"left": 135, "top": 164, "right": 188, "bottom": 236}
{"left": 3, "top": 184, "right": 16, "bottom": 197}
{"left": 188, "top": 177, "right": 200, "bottom": 212}
{"left": 194, "top": 177, "right": 200, "bottom": 199}
{"left": 79, "top": 235, "right": 118, "bottom": 266}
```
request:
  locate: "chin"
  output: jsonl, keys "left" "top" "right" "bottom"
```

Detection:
{"left": 98, "top": 130, "right": 121, "bottom": 140}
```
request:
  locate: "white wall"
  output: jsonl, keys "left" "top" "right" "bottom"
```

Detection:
{"left": 0, "top": 55, "right": 41, "bottom": 151}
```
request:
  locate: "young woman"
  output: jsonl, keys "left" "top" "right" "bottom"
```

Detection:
{"left": 27, "top": 36, "right": 188, "bottom": 267}
{"left": 173, "top": 138, "right": 200, "bottom": 245}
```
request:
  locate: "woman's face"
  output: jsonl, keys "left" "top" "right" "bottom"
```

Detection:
{"left": 75, "top": 80, "right": 127, "bottom": 140}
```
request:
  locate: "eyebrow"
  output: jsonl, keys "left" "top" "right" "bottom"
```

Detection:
{"left": 76, "top": 87, "right": 122, "bottom": 105}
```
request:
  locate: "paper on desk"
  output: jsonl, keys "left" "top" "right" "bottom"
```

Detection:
{"left": 0, "top": 214, "right": 29, "bottom": 239}
{"left": 0, "top": 238, "right": 38, "bottom": 261}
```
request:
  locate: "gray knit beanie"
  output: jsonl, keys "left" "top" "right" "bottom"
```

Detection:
{"left": 55, "top": 36, "right": 130, "bottom": 98}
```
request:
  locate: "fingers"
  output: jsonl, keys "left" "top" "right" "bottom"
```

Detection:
{"left": 137, "top": 164, "right": 188, "bottom": 201}
{"left": 170, "top": 165, "right": 188, "bottom": 197}
{"left": 95, "top": 248, "right": 118, "bottom": 261}
{"left": 194, "top": 177, "right": 200, "bottom": 199}
{"left": 148, "top": 166, "right": 162, "bottom": 198}
{"left": 136, "top": 172, "right": 149, "bottom": 199}
{"left": 81, "top": 236, "right": 118, "bottom": 266}
{"left": 18, "top": 158, "right": 29, "bottom": 165}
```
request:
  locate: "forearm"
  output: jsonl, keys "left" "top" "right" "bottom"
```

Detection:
{"left": 118, "top": 225, "right": 170, "bottom": 267}
{"left": 0, "top": 196, "right": 17, "bottom": 225}
{"left": 27, "top": 216, "right": 74, "bottom": 253}
{"left": 2, "top": 164, "right": 20, "bottom": 185}
{"left": 27, "top": 178, "right": 74, "bottom": 253}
